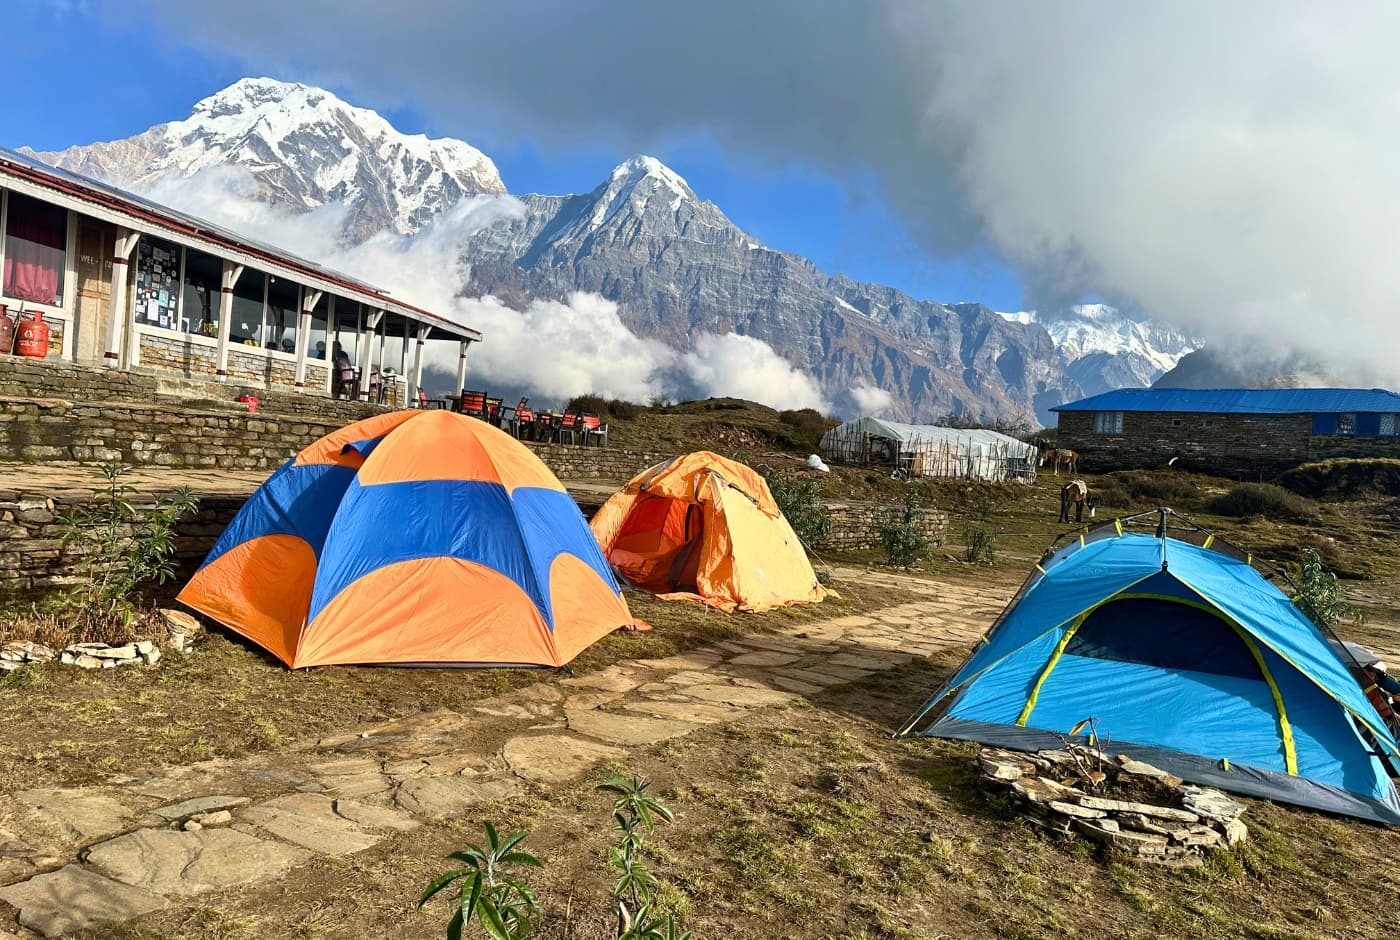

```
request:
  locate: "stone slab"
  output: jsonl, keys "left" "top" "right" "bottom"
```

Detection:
{"left": 1075, "top": 795, "right": 1198, "bottom": 824}
{"left": 503, "top": 734, "right": 625, "bottom": 785}
{"left": 0, "top": 864, "right": 168, "bottom": 938}
{"left": 238, "top": 793, "right": 410, "bottom": 856}
{"left": 151, "top": 794, "right": 250, "bottom": 821}
{"left": 84, "top": 828, "right": 310, "bottom": 897}
{"left": 394, "top": 774, "right": 522, "bottom": 818}
{"left": 565, "top": 708, "right": 701, "bottom": 746}
{"left": 727, "top": 651, "right": 803, "bottom": 667}
{"left": 15, "top": 788, "right": 140, "bottom": 844}
{"left": 676, "top": 684, "right": 797, "bottom": 708}
{"left": 632, "top": 650, "right": 725, "bottom": 671}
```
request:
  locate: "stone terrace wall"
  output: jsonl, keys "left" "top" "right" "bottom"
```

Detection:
{"left": 0, "top": 487, "right": 244, "bottom": 595}
{"left": 527, "top": 443, "right": 666, "bottom": 482}
{"left": 822, "top": 502, "right": 949, "bottom": 552}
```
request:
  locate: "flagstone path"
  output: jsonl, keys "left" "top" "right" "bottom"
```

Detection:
{"left": 0, "top": 569, "right": 1010, "bottom": 938}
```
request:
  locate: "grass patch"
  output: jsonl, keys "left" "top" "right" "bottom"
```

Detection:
{"left": 1277, "top": 457, "right": 1400, "bottom": 500}
{"left": 1204, "top": 483, "right": 1316, "bottom": 521}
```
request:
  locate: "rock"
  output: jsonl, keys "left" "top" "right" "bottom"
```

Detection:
{"left": 977, "top": 752, "right": 1033, "bottom": 782}
{"left": 673, "top": 683, "right": 797, "bottom": 708}
{"left": 135, "top": 640, "right": 156, "bottom": 655}
{"left": 72, "top": 655, "right": 104, "bottom": 669}
{"left": 1116, "top": 758, "right": 1183, "bottom": 788}
{"left": 89, "top": 644, "right": 139, "bottom": 660}
{"left": 1182, "top": 787, "right": 1247, "bottom": 822}
{"left": 0, "top": 661, "right": 19, "bottom": 672}
{"left": 1009, "top": 776, "right": 1077, "bottom": 804}
{"left": 0, "top": 864, "right": 168, "bottom": 938}
{"left": 84, "top": 828, "right": 310, "bottom": 896}
{"left": 1045, "top": 799, "right": 1106, "bottom": 819}
{"left": 240, "top": 792, "right": 415, "bottom": 855}
{"left": 394, "top": 773, "right": 521, "bottom": 818}
{"left": 143, "top": 647, "right": 161, "bottom": 666}
{"left": 727, "top": 650, "right": 803, "bottom": 667}
{"left": 1075, "top": 795, "right": 1199, "bottom": 824}
{"left": 1222, "top": 818, "right": 1249, "bottom": 847}
{"left": 503, "top": 734, "right": 624, "bottom": 785}
{"left": 1076, "top": 818, "right": 1168, "bottom": 855}
{"left": 59, "top": 652, "right": 74, "bottom": 665}
{"left": 16, "top": 787, "right": 139, "bottom": 844}
{"left": 1117, "top": 814, "right": 1173, "bottom": 836}
{"left": 197, "top": 810, "right": 233, "bottom": 826}
{"left": 157, "top": 609, "right": 201, "bottom": 635}
{"left": 3, "top": 641, "right": 55, "bottom": 662}
{"left": 152, "top": 795, "right": 250, "bottom": 821}
{"left": 1172, "top": 825, "right": 1223, "bottom": 848}
{"left": 182, "top": 820, "right": 202, "bottom": 831}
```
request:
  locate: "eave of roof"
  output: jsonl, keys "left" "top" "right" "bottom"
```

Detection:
{"left": 1052, "top": 386, "right": 1400, "bottom": 414}
{"left": 0, "top": 147, "right": 481, "bottom": 343}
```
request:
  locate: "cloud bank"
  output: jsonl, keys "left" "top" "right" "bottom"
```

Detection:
{"left": 131, "top": 0, "right": 1400, "bottom": 387}
{"left": 143, "top": 167, "right": 831, "bottom": 410}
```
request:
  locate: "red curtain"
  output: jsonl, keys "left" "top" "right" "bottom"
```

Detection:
{"left": 4, "top": 198, "right": 64, "bottom": 305}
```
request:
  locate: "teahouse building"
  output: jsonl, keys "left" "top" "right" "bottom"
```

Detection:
{"left": 0, "top": 147, "right": 480, "bottom": 404}
{"left": 1052, "top": 387, "right": 1400, "bottom": 474}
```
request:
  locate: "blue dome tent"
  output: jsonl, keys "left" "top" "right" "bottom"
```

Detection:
{"left": 899, "top": 510, "right": 1400, "bottom": 825}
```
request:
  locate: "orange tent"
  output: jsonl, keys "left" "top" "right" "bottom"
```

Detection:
{"left": 179, "top": 410, "right": 639, "bottom": 668}
{"left": 589, "top": 451, "right": 827, "bottom": 612}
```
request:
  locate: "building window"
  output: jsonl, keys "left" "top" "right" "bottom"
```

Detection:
{"left": 180, "top": 249, "right": 222, "bottom": 337}
{"left": 1093, "top": 411, "right": 1123, "bottom": 434}
{"left": 1337, "top": 413, "right": 1356, "bottom": 436}
{"left": 1171, "top": 418, "right": 1183, "bottom": 428}
{"left": 1202, "top": 419, "right": 1216, "bottom": 430}
{"left": 1382, "top": 414, "right": 1398, "bottom": 437}
{"left": 231, "top": 269, "right": 267, "bottom": 345}
{"left": 264, "top": 276, "right": 300, "bottom": 354}
{"left": 3, "top": 191, "right": 68, "bottom": 306}
{"left": 135, "top": 237, "right": 183, "bottom": 330}
{"left": 308, "top": 292, "right": 330, "bottom": 360}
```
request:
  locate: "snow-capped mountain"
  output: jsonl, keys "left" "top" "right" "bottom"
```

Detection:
{"left": 23, "top": 78, "right": 504, "bottom": 239}
{"left": 23, "top": 77, "right": 1209, "bottom": 424}
{"left": 998, "top": 305, "right": 1199, "bottom": 396}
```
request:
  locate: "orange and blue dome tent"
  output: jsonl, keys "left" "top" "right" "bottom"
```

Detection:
{"left": 589, "top": 451, "right": 827, "bottom": 612}
{"left": 179, "top": 410, "right": 640, "bottom": 668}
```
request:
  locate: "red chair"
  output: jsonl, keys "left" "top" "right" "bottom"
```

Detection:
{"left": 485, "top": 396, "right": 504, "bottom": 427}
{"left": 581, "top": 413, "right": 609, "bottom": 448}
{"left": 460, "top": 389, "right": 487, "bottom": 418}
{"left": 556, "top": 411, "right": 581, "bottom": 445}
{"left": 511, "top": 398, "right": 534, "bottom": 439}
{"left": 415, "top": 389, "right": 430, "bottom": 409}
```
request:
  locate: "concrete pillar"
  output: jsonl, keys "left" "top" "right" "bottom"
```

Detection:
{"left": 455, "top": 339, "right": 472, "bottom": 395}
{"left": 292, "top": 289, "right": 323, "bottom": 391}
{"left": 214, "top": 261, "right": 245, "bottom": 380}
{"left": 409, "top": 324, "right": 431, "bottom": 407}
{"left": 103, "top": 228, "right": 138, "bottom": 368}
{"left": 358, "top": 309, "right": 384, "bottom": 401}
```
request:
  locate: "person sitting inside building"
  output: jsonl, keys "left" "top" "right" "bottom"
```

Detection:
{"left": 331, "top": 341, "right": 354, "bottom": 399}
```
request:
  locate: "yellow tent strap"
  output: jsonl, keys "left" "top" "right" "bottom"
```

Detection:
{"left": 1079, "top": 533, "right": 1087, "bottom": 548}
{"left": 1203, "top": 534, "right": 1215, "bottom": 549}
{"left": 1016, "top": 614, "right": 1088, "bottom": 727}
{"left": 1230, "top": 625, "right": 1298, "bottom": 775}
{"left": 1114, "top": 519, "right": 1123, "bottom": 536}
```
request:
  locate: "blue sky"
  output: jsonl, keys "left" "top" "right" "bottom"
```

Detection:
{"left": 2, "top": 2, "right": 1025, "bottom": 312}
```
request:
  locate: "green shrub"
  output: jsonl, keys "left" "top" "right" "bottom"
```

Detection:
{"left": 880, "top": 491, "right": 932, "bottom": 568}
{"left": 1277, "top": 458, "right": 1400, "bottom": 500}
{"left": 608, "top": 399, "right": 641, "bottom": 420}
{"left": 1205, "top": 483, "right": 1313, "bottom": 521}
{"left": 962, "top": 523, "right": 997, "bottom": 565}
{"left": 56, "top": 464, "right": 198, "bottom": 631}
{"left": 419, "top": 822, "right": 542, "bottom": 939}
{"left": 1094, "top": 471, "right": 1199, "bottom": 510}
{"left": 1291, "top": 547, "right": 1364, "bottom": 628}
{"left": 599, "top": 775, "right": 691, "bottom": 940}
{"left": 777, "top": 408, "right": 837, "bottom": 450}
{"left": 763, "top": 471, "right": 832, "bottom": 550}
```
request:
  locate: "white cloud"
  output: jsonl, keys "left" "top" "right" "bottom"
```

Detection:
{"left": 676, "top": 332, "right": 830, "bottom": 412}
{"left": 846, "top": 385, "right": 894, "bottom": 416}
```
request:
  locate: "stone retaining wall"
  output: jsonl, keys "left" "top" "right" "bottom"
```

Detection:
{"left": 822, "top": 502, "right": 949, "bottom": 552}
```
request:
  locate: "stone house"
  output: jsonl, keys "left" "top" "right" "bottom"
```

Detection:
{"left": 1052, "top": 387, "right": 1400, "bottom": 475}
{"left": 0, "top": 147, "right": 479, "bottom": 403}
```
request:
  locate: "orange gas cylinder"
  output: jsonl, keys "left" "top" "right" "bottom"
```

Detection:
{"left": 16, "top": 312, "right": 49, "bottom": 358}
{"left": 0, "top": 305, "right": 13, "bottom": 355}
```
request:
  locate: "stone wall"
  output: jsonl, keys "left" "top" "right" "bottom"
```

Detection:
{"left": 821, "top": 502, "right": 949, "bottom": 552}
{"left": 1054, "top": 411, "right": 1399, "bottom": 475}
{"left": 136, "top": 331, "right": 331, "bottom": 394}
{"left": 526, "top": 443, "right": 666, "bottom": 482}
{"left": 0, "top": 487, "right": 243, "bottom": 595}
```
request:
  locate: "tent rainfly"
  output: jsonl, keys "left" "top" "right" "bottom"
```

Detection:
{"left": 899, "top": 512, "right": 1400, "bottom": 825}
{"left": 819, "top": 417, "right": 1038, "bottom": 482}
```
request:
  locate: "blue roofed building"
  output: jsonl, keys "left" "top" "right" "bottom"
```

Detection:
{"left": 1051, "top": 387, "right": 1400, "bottom": 474}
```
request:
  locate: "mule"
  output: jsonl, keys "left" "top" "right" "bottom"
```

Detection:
{"left": 1039, "top": 447, "right": 1080, "bottom": 475}
{"left": 1059, "top": 479, "right": 1098, "bottom": 524}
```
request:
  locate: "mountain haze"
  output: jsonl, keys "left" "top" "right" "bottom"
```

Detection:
{"left": 21, "top": 78, "right": 1197, "bottom": 423}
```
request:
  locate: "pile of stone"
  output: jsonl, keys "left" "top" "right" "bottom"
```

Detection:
{"left": 0, "top": 608, "right": 202, "bottom": 673}
{"left": 975, "top": 747, "right": 1248, "bottom": 866}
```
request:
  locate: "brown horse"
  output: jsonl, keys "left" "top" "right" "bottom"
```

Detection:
{"left": 1039, "top": 447, "right": 1079, "bottom": 475}
{"left": 1059, "top": 479, "right": 1097, "bottom": 523}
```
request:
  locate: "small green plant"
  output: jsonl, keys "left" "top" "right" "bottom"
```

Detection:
{"left": 598, "top": 775, "right": 690, "bottom": 940}
{"left": 56, "top": 464, "right": 198, "bottom": 629}
{"left": 763, "top": 471, "right": 832, "bottom": 550}
{"left": 961, "top": 522, "right": 997, "bottom": 565}
{"left": 1292, "top": 547, "right": 1364, "bottom": 628}
{"left": 879, "top": 491, "right": 931, "bottom": 568}
{"left": 419, "top": 821, "right": 542, "bottom": 940}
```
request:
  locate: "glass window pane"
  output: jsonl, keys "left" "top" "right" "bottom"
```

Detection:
{"left": 181, "top": 249, "right": 222, "bottom": 337}
{"left": 1337, "top": 413, "right": 1356, "bottom": 435}
{"left": 309, "top": 292, "right": 330, "bottom": 359}
{"left": 133, "top": 236, "right": 182, "bottom": 329}
{"left": 231, "top": 270, "right": 266, "bottom": 346}
{"left": 265, "top": 276, "right": 299, "bottom": 354}
{"left": 1381, "top": 414, "right": 1396, "bottom": 437}
{"left": 3, "top": 191, "right": 67, "bottom": 306}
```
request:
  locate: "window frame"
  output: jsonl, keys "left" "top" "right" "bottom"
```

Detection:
{"left": 1093, "top": 411, "right": 1124, "bottom": 435}
{"left": 0, "top": 188, "right": 78, "bottom": 323}
{"left": 1336, "top": 412, "right": 1356, "bottom": 436}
